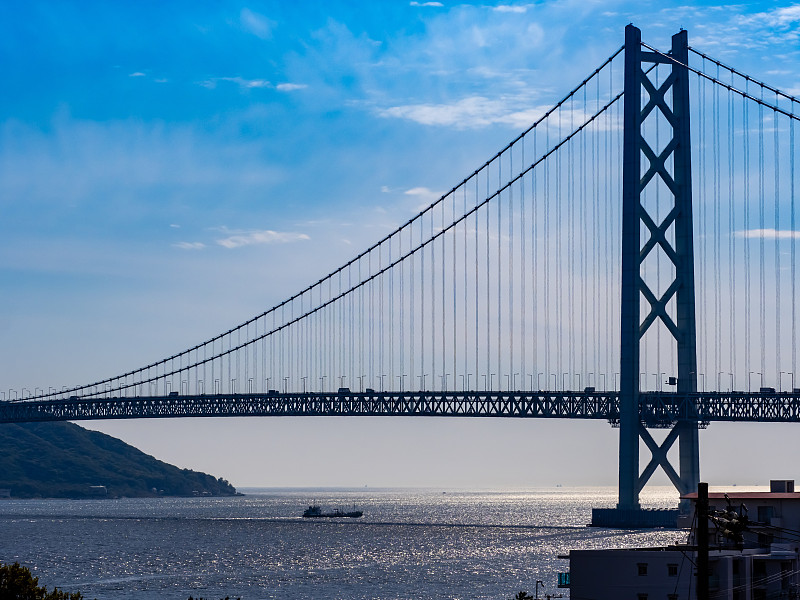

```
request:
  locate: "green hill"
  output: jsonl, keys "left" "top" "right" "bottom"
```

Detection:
{"left": 0, "top": 421, "right": 237, "bottom": 499}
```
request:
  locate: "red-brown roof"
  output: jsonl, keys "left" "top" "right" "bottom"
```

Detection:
{"left": 682, "top": 492, "right": 800, "bottom": 500}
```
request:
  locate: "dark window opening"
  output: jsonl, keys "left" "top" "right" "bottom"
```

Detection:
{"left": 757, "top": 506, "right": 774, "bottom": 523}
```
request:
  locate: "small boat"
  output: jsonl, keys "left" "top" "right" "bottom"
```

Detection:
{"left": 302, "top": 504, "right": 363, "bottom": 518}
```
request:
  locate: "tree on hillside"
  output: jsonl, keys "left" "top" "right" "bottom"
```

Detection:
{"left": 0, "top": 562, "right": 83, "bottom": 600}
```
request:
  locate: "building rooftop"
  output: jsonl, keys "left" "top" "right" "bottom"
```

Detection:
{"left": 682, "top": 491, "right": 800, "bottom": 500}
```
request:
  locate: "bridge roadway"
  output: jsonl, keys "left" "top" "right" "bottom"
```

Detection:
{"left": 2, "top": 389, "right": 800, "bottom": 425}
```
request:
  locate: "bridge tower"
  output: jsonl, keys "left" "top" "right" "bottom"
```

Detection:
{"left": 617, "top": 25, "right": 699, "bottom": 518}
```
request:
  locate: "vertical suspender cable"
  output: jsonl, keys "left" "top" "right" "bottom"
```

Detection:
{"left": 361, "top": 257, "right": 366, "bottom": 389}
{"left": 556, "top": 108, "right": 563, "bottom": 388}
{"left": 792, "top": 118, "right": 798, "bottom": 387}
{"left": 521, "top": 137, "right": 526, "bottom": 387}
{"left": 399, "top": 236, "right": 404, "bottom": 390}
{"left": 728, "top": 80, "right": 736, "bottom": 389}
{"left": 446, "top": 192, "right": 451, "bottom": 389}
{"left": 544, "top": 123, "right": 550, "bottom": 387}
{"left": 498, "top": 150, "right": 503, "bottom": 386}
{"left": 475, "top": 175, "right": 480, "bottom": 390}
{"left": 744, "top": 85, "right": 752, "bottom": 386}
{"left": 510, "top": 144, "right": 514, "bottom": 387}
{"left": 714, "top": 67, "right": 721, "bottom": 386}
{"left": 759, "top": 91, "right": 766, "bottom": 381}
{"left": 581, "top": 85, "right": 587, "bottom": 380}
{"left": 610, "top": 64, "right": 618, "bottom": 378}
{"left": 568, "top": 94, "right": 575, "bottom": 384}
{"left": 485, "top": 169, "right": 500, "bottom": 390}
{"left": 410, "top": 223, "right": 415, "bottom": 388}
{"left": 349, "top": 260, "right": 354, "bottom": 388}
{"left": 699, "top": 64, "right": 708, "bottom": 382}
{"left": 774, "top": 104, "right": 781, "bottom": 386}
{"left": 593, "top": 75, "right": 600, "bottom": 380}
{"left": 429, "top": 205, "right": 434, "bottom": 387}
{"left": 532, "top": 130, "right": 538, "bottom": 386}
{"left": 423, "top": 200, "right": 428, "bottom": 387}
{"left": 384, "top": 244, "right": 388, "bottom": 390}
{"left": 371, "top": 248, "right": 375, "bottom": 388}
{"left": 462, "top": 185, "right": 467, "bottom": 387}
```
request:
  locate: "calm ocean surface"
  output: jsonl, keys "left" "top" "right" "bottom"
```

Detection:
{"left": 0, "top": 487, "right": 684, "bottom": 600}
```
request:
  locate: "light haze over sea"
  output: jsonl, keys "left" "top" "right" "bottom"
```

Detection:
{"left": 0, "top": 486, "right": 687, "bottom": 600}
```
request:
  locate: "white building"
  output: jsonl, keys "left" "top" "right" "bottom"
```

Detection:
{"left": 566, "top": 481, "right": 800, "bottom": 600}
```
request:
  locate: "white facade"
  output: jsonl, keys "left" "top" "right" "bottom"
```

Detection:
{"left": 567, "top": 482, "right": 800, "bottom": 600}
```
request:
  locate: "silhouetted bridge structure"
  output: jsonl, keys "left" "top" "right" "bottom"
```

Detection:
{"left": 4, "top": 24, "right": 800, "bottom": 525}
{"left": 4, "top": 390, "right": 800, "bottom": 425}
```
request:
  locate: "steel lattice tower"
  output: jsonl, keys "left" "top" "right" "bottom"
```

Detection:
{"left": 618, "top": 24, "right": 699, "bottom": 513}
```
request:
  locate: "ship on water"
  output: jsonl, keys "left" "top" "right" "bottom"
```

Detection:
{"left": 303, "top": 504, "right": 363, "bottom": 518}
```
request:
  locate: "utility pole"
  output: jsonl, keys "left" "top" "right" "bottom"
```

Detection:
{"left": 697, "top": 482, "right": 709, "bottom": 600}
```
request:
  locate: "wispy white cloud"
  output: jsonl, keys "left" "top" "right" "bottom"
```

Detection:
{"left": 276, "top": 83, "right": 308, "bottom": 91}
{"left": 173, "top": 241, "right": 205, "bottom": 250}
{"left": 747, "top": 5, "right": 800, "bottom": 27}
{"left": 240, "top": 8, "right": 275, "bottom": 39}
{"left": 404, "top": 187, "right": 445, "bottom": 209}
{"left": 736, "top": 229, "right": 800, "bottom": 239}
{"left": 493, "top": 5, "right": 529, "bottom": 14}
{"left": 379, "top": 96, "right": 545, "bottom": 129}
{"left": 201, "top": 76, "right": 271, "bottom": 89}
{"left": 410, "top": 1, "right": 443, "bottom": 7}
{"left": 216, "top": 229, "right": 310, "bottom": 249}
{"left": 129, "top": 72, "right": 146, "bottom": 77}
{"left": 404, "top": 186, "right": 442, "bottom": 200}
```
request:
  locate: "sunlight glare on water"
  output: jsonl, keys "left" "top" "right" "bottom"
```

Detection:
{"left": 0, "top": 487, "right": 687, "bottom": 600}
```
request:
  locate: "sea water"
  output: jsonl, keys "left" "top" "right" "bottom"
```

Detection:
{"left": 0, "top": 487, "right": 685, "bottom": 600}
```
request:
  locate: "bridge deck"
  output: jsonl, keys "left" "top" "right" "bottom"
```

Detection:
{"left": 1, "top": 390, "right": 799, "bottom": 425}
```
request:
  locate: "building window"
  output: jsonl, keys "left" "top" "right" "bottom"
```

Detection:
{"left": 638, "top": 594, "right": 648, "bottom": 600}
{"left": 638, "top": 563, "right": 648, "bottom": 576}
{"left": 754, "top": 560, "right": 767, "bottom": 587}
{"left": 668, "top": 564, "right": 678, "bottom": 577}
{"left": 757, "top": 506, "right": 774, "bottom": 523}
{"left": 757, "top": 532, "right": 774, "bottom": 547}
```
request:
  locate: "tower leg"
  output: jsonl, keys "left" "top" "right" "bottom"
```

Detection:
{"left": 617, "top": 22, "right": 643, "bottom": 512}
{"left": 606, "top": 25, "right": 699, "bottom": 524}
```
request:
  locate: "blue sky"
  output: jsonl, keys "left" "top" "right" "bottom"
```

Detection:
{"left": 2, "top": 1, "right": 800, "bottom": 490}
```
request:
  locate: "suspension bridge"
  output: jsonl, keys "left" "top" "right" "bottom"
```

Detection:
{"left": 3, "top": 25, "right": 799, "bottom": 526}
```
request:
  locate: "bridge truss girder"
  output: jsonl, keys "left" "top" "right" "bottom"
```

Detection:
{"left": 2, "top": 390, "right": 800, "bottom": 424}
